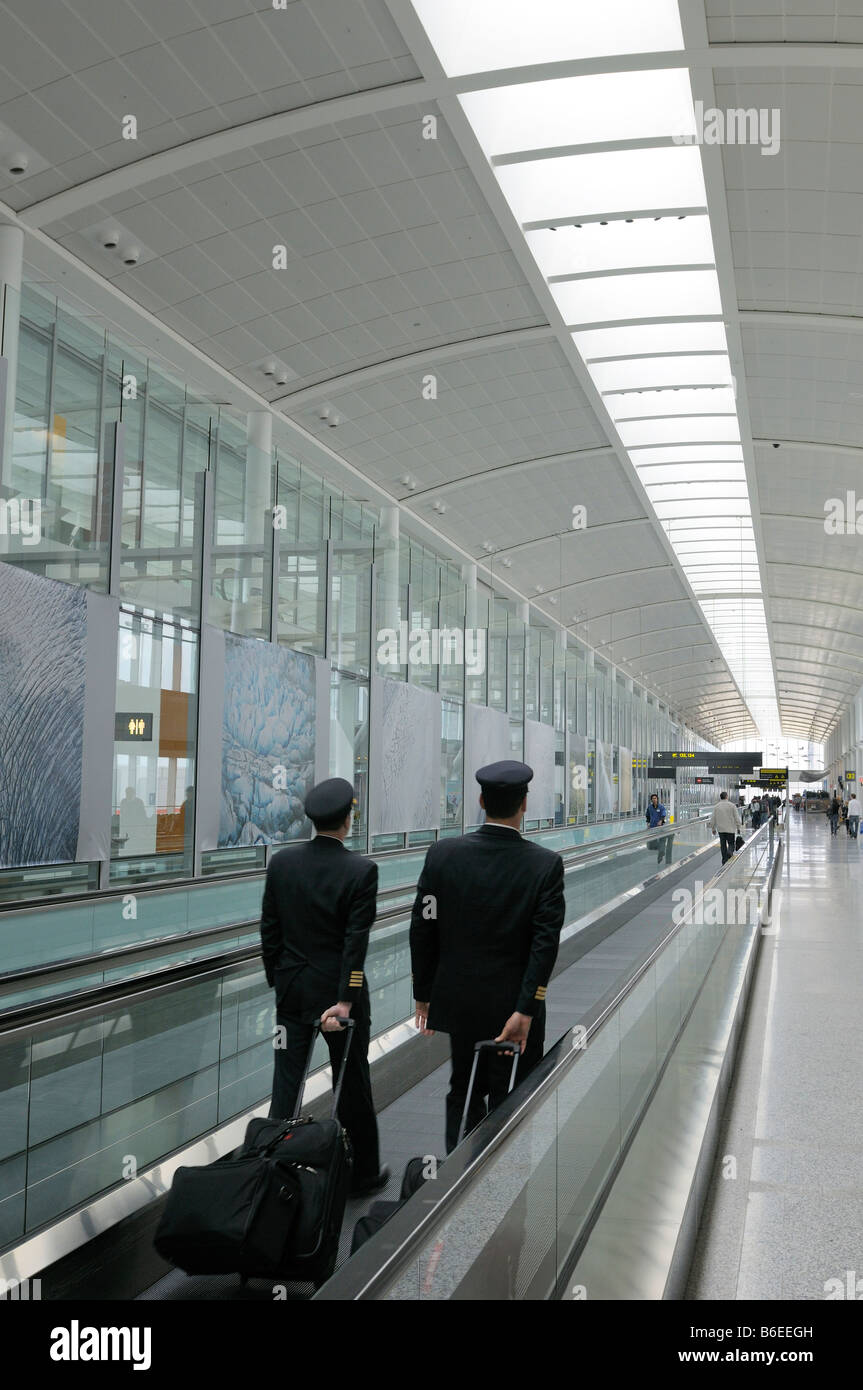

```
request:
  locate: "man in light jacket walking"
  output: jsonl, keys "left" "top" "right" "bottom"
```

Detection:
{"left": 710, "top": 791, "right": 743, "bottom": 864}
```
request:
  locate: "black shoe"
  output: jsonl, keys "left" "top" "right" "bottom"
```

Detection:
{"left": 351, "top": 1165, "right": 391, "bottom": 1197}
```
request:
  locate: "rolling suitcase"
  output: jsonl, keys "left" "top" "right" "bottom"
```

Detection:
{"left": 349, "top": 1156, "right": 434, "bottom": 1255}
{"left": 350, "top": 1040, "right": 519, "bottom": 1254}
{"left": 155, "top": 1019, "right": 354, "bottom": 1290}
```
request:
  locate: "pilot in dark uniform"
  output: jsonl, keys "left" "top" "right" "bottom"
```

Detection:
{"left": 260, "top": 777, "right": 389, "bottom": 1195}
{"left": 410, "top": 761, "right": 566, "bottom": 1153}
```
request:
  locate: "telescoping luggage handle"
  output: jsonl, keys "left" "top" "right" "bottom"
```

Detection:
{"left": 456, "top": 1040, "right": 520, "bottom": 1147}
{"left": 292, "top": 1017, "right": 355, "bottom": 1123}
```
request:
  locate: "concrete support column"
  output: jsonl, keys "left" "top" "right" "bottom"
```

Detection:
{"left": 0, "top": 224, "right": 24, "bottom": 486}
{"left": 245, "top": 410, "right": 273, "bottom": 544}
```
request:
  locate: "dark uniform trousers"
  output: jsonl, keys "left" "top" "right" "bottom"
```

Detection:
{"left": 718, "top": 831, "right": 736, "bottom": 863}
{"left": 445, "top": 1009, "right": 545, "bottom": 1154}
{"left": 270, "top": 988, "right": 380, "bottom": 1185}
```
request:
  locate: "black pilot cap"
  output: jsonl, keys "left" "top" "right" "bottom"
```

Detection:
{"left": 304, "top": 777, "right": 355, "bottom": 824}
{"left": 475, "top": 760, "right": 534, "bottom": 792}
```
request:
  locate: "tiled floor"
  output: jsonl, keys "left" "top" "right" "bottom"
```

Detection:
{"left": 688, "top": 814, "right": 863, "bottom": 1300}
{"left": 142, "top": 840, "right": 721, "bottom": 1299}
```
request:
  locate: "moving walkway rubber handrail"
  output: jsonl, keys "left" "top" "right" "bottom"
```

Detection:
{"left": 0, "top": 814, "right": 677, "bottom": 916}
{"left": 0, "top": 821, "right": 684, "bottom": 1000}
{"left": 313, "top": 820, "right": 779, "bottom": 1300}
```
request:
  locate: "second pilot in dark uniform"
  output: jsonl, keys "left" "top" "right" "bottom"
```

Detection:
{"left": 260, "top": 777, "right": 389, "bottom": 1195}
{"left": 410, "top": 760, "right": 565, "bottom": 1152}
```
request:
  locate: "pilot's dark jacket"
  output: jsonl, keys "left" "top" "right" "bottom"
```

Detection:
{"left": 260, "top": 836, "right": 378, "bottom": 1020}
{"left": 409, "top": 825, "right": 565, "bottom": 1037}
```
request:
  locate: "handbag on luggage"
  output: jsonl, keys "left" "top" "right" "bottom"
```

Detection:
{"left": 154, "top": 1019, "right": 354, "bottom": 1289}
{"left": 349, "top": 1041, "right": 519, "bottom": 1254}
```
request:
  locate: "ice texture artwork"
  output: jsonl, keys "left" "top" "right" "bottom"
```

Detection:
{"left": 0, "top": 563, "right": 86, "bottom": 867}
{"left": 618, "top": 746, "right": 633, "bottom": 813}
{"left": 371, "top": 677, "right": 440, "bottom": 835}
{"left": 219, "top": 636, "right": 316, "bottom": 846}
{"left": 465, "top": 703, "right": 511, "bottom": 824}
{"left": 525, "top": 719, "right": 556, "bottom": 820}
{"left": 596, "top": 739, "right": 617, "bottom": 816}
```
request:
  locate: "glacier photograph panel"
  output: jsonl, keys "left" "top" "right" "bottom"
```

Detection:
{"left": 0, "top": 563, "right": 87, "bottom": 867}
{"left": 525, "top": 719, "right": 556, "bottom": 821}
{"left": 219, "top": 637, "right": 316, "bottom": 846}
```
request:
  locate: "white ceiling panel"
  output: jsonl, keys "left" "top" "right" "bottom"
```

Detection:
{"left": 11, "top": 1, "right": 863, "bottom": 743}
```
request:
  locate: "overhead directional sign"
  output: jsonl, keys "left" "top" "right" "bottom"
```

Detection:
{"left": 707, "top": 753, "right": 762, "bottom": 774}
{"left": 648, "top": 766, "right": 676, "bottom": 779}
{"left": 652, "top": 751, "right": 701, "bottom": 762}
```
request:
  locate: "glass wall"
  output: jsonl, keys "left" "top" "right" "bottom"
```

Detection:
{"left": 0, "top": 281, "right": 719, "bottom": 900}
{"left": 111, "top": 609, "right": 198, "bottom": 884}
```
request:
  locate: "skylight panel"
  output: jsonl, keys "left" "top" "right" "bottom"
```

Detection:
{"left": 590, "top": 352, "right": 733, "bottom": 393}
{"left": 462, "top": 70, "right": 695, "bottom": 154}
{"left": 411, "top": 0, "right": 685, "bottom": 75}
{"left": 527, "top": 216, "right": 716, "bottom": 280}
{"left": 629, "top": 444, "right": 744, "bottom": 465}
{"left": 651, "top": 498, "right": 751, "bottom": 519}
{"left": 646, "top": 481, "right": 749, "bottom": 500}
{"left": 553, "top": 269, "right": 722, "bottom": 325}
{"left": 619, "top": 417, "right": 742, "bottom": 446}
{"left": 638, "top": 470, "right": 748, "bottom": 491}
{"left": 412, "top": 0, "right": 780, "bottom": 739}
{"left": 574, "top": 322, "right": 728, "bottom": 360}
{"left": 606, "top": 386, "right": 737, "bottom": 418}
{"left": 657, "top": 528, "right": 753, "bottom": 546}
{"left": 496, "top": 146, "right": 708, "bottom": 225}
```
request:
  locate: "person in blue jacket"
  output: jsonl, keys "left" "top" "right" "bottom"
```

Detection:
{"left": 645, "top": 792, "right": 668, "bottom": 863}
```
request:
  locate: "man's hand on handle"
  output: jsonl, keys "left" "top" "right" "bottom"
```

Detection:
{"left": 414, "top": 1001, "right": 434, "bottom": 1035}
{"left": 495, "top": 1011, "right": 532, "bottom": 1055}
{"left": 320, "top": 1002, "right": 352, "bottom": 1032}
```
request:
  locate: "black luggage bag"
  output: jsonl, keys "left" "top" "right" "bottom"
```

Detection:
{"left": 350, "top": 1040, "right": 519, "bottom": 1254}
{"left": 155, "top": 1019, "right": 354, "bottom": 1290}
{"left": 349, "top": 1155, "right": 433, "bottom": 1254}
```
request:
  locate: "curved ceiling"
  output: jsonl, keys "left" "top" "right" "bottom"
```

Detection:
{"left": 0, "top": 0, "right": 860, "bottom": 746}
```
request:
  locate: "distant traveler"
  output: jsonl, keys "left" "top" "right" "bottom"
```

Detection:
{"left": 750, "top": 794, "right": 762, "bottom": 830}
{"left": 828, "top": 794, "right": 841, "bottom": 837}
{"left": 645, "top": 792, "right": 667, "bottom": 863}
{"left": 119, "top": 785, "right": 150, "bottom": 855}
{"left": 847, "top": 794, "right": 861, "bottom": 840}
{"left": 710, "top": 791, "right": 742, "bottom": 864}
{"left": 260, "top": 777, "right": 389, "bottom": 1197}
{"left": 410, "top": 761, "right": 565, "bottom": 1154}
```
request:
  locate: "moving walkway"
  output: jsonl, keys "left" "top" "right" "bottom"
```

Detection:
{"left": 0, "top": 811, "right": 773, "bottom": 1300}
